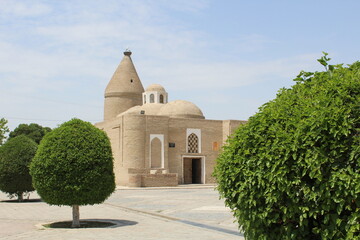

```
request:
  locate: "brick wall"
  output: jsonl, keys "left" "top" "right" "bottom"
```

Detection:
{"left": 141, "top": 173, "right": 178, "bottom": 187}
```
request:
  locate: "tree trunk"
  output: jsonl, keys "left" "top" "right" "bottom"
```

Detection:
{"left": 72, "top": 205, "right": 80, "bottom": 228}
{"left": 17, "top": 193, "right": 23, "bottom": 202}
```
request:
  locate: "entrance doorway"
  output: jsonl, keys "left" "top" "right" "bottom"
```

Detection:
{"left": 183, "top": 158, "right": 202, "bottom": 184}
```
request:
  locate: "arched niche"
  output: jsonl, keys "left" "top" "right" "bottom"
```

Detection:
{"left": 149, "top": 134, "right": 164, "bottom": 168}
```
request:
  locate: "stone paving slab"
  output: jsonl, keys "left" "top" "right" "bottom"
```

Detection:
{"left": 0, "top": 186, "right": 244, "bottom": 240}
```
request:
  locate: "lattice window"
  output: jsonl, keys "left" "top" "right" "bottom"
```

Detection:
{"left": 187, "top": 133, "right": 198, "bottom": 153}
{"left": 160, "top": 94, "right": 164, "bottom": 103}
{"left": 150, "top": 94, "right": 155, "bottom": 103}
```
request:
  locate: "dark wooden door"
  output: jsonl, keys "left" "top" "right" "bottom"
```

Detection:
{"left": 192, "top": 158, "right": 201, "bottom": 184}
{"left": 183, "top": 158, "right": 192, "bottom": 184}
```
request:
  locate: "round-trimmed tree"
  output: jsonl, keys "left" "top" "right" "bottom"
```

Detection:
{"left": 0, "top": 135, "right": 37, "bottom": 201}
{"left": 214, "top": 55, "right": 360, "bottom": 240}
{"left": 30, "top": 118, "right": 115, "bottom": 227}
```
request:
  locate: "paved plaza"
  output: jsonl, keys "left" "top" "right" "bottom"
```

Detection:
{"left": 0, "top": 185, "right": 244, "bottom": 240}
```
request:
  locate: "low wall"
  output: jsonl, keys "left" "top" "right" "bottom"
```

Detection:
{"left": 141, "top": 173, "right": 178, "bottom": 187}
{"left": 127, "top": 168, "right": 178, "bottom": 187}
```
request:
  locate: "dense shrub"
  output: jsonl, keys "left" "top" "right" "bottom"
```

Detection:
{"left": 9, "top": 123, "right": 51, "bottom": 144}
{"left": 30, "top": 118, "right": 115, "bottom": 227}
{"left": 0, "top": 135, "right": 37, "bottom": 201}
{"left": 214, "top": 55, "right": 360, "bottom": 240}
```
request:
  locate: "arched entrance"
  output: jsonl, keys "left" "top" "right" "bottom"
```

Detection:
{"left": 182, "top": 156, "right": 204, "bottom": 184}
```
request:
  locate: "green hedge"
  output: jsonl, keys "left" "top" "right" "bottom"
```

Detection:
{"left": 214, "top": 55, "right": 360, "bottom": 240}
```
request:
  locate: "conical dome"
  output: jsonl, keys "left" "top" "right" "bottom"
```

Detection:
{"left": 104, "top": 50, "right": 145, "bottom": 120}
{"left": 105, "top": 50, "right": 144, "bottom": 95}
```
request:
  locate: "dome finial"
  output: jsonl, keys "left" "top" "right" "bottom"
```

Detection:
{"left": 124, "top": 48, "right": 132, "bottom": 56}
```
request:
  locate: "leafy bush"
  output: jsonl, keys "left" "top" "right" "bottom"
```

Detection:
{"left": 9, "top": 123, "right": 51, "bottom": 144}
{"left": 0, "top": 135, "right": 37, "bottom": 201}
{"left": 30, "top": 118, "right": 115, "bottom": 227}
{"left": 214, "top": 55, "right": 360, "bottom": 240}
{"left": 0, "top": 118, "right": 9, "bottom": 145}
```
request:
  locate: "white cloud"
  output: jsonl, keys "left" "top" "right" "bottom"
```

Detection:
{"left": 156, "top": 0, "right": 209, "bottom": 13}
{"left": 141, "top": 53, "right": 321, "bottom": 91}
{"left": 0, "top": 0, "right": 331, "bottom": 131}
{"left": 0, "top": 0, "right": 51, "bottom": 17}
{"left": 0, "top": 39, "right": 115, "bottom": 96}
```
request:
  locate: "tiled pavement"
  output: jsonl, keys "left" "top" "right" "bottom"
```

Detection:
{"left": 0, "top": 185, "right": 244, "bottom": 240}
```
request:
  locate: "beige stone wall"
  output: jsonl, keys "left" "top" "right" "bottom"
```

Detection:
{"left": 95, "top": 119, "right": 125, "bottom": 185}
{"left": 97, "top": 115, "right": 170, "bottom": 186}
{"left": 167, "top": 118, "right": 224, "bottom": 184}
{"left": 104, "top": 93, "right": 143, "bottom": 120}
{"left": 144, "top": 116, "right": 169, "bottom": 169}
{"left": 122, "top": 115, "right": 146, "bottom": 171}
{"left": 141, "top": 173, "right": 178, "bottom": 187}
{"left": 222, "top": 120, "right": 246, "bottom": 143}
{"left": 127, "top": 168, "right": 178, "bottom": 187}
{"left": 96, "top": 114, "right": 245, "bottom": 186}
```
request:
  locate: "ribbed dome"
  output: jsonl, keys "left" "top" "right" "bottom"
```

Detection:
{"left": 158, "top": 100, "right": 205, "bottom": 119}
{"left": 117, "top": 104, "right": 163, "bottom": 117}
{"left": 145, "top": 84, "right": 166, "bottom": 92}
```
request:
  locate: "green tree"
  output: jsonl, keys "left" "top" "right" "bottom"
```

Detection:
{"left": 30, "top": 118, "right": 115, "bottom": 228}
{"left": 0, "top": 135, "right": 37, "bottom": 201}
{"left": 0, "top": 118, "right": 9, "bottom": 145}
{"left": 214, "top": 54, "right": 360, "bottom": 240}
{"left": 9, "top": 123, "right": 51, "bottom": 144}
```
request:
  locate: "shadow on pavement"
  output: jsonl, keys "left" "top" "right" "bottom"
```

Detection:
{"left": 43, "top": 219, "right": 138, "bottom": 229}
{"left": 1, "top": 198, "right": 42, "bottom": 203}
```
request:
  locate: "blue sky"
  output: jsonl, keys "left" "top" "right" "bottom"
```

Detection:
{"left": 1, "top": 0, "right": 360, "bottom": 131}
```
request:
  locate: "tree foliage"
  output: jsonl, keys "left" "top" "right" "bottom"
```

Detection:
{"left": 0, "top": 118, "right": 9, "bottom": 145}
{"left": 9, "top": 123, "right": 51, "bottom": 144}
{"left": 0, "top": 135, "right": 37, "bottom": 201}
{"left": 214, "top": 54, "right": 360, "bottom": 240}
{"left": 30, "top": 118, "right": 115, "bottom": 226}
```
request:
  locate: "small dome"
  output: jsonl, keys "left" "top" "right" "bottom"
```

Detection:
{"left": 146, "top": 84, "right": 166, "bottom": 92}
{"left": 117, "top": 104, "right": 163, "bottom": 117}
{"left": 158, "top": 100, "right": 205, "bottom": 119}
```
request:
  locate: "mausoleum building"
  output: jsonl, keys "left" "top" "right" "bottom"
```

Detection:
{"left": 96, "top": 50, "right": 245, "bottom": 187}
